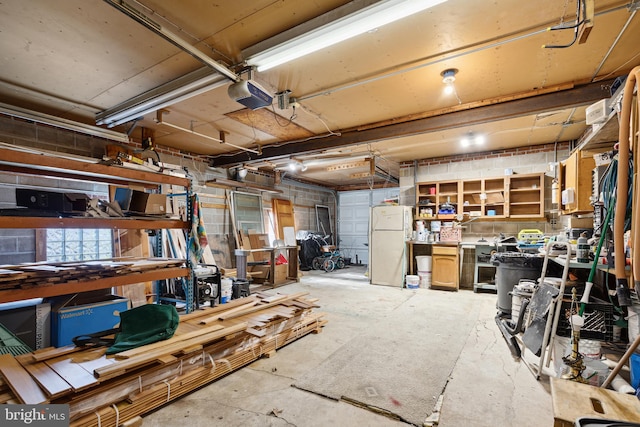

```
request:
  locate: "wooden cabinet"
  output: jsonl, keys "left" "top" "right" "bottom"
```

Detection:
{"left": 0, "top": 146, "right": 193, "bottom": 309}
{"left": 507, "top": 173, "right": 545, "bottom": 218}
{"left": 461, "top": 177, "right": 507, "bottom": 217}
{"left": 417, "top": 173, "right": 543, "bottom": 219}
{"left": 557, "top": 150, "right": 596, "bottom": 214}
{"left": 416, "top": 180, "right": 459, "bottom": 219}
{"left": 431, "top": 245, "right": 459, "bottom": 291}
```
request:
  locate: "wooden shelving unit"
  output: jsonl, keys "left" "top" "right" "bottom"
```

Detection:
{"left": 0, "top": 145, "right": 194, "bottom": 309}
{"left": 507, "top": 173, "right": 545, "bottom": 218}
{"left": 417, "top": 173, "right": 544, "bottom": 220}
{"left": 416, "top": 180, "right": 460, "bottom": 219}
{"left": 483, "top": 177, "right": 507, "bottom": 217}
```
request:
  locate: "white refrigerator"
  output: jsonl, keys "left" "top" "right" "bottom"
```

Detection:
{"left": 369, "top": 205, "right": 413, "bottom": 287}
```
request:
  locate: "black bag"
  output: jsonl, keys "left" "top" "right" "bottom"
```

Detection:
{"left": 72, "top": 304, "right": 179, "bottom": 354}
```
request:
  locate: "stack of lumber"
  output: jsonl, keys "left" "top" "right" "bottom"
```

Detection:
{"left": 0, "top": 292, "right": 326, "bottom": 427}
{"left": 0, "top": 258, "right": 184, "bottom": 291}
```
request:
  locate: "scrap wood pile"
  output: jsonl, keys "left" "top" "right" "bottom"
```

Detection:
{"left": 0, "top": 258, "right": 185, "bottom": 291}
{"left": 0, "top": 292, "right": 326, "bottom": 427}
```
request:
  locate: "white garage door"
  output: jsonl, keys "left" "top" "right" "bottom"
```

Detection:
{"left": 338, "top": 188, "right": 399, "bottom": 266}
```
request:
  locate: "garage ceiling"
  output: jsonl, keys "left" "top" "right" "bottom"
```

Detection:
{"left": 0, "top": 0, "right": 638, "bottom": 189}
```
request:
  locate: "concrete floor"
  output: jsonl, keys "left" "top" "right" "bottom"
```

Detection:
{"left": 143, "top": 266, "right": 554, "bottom": 427}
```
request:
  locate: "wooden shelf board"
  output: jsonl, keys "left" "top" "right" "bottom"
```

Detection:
{"left": 0, "top": 146, "right": 189, "bottom": 187}
{"left": 0, "top": 216, "right": 189, "bottom": 229}
{"left": 0, "top": 266, "right": 189, "bottom": 304}
{"left": 510, "top": 188, "right": 541, "bottom": 192}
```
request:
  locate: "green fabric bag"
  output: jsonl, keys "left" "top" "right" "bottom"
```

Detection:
{"left": 106, "top": 304, "right": 179, "bottom": 354}
{"left": 72, "top": 304, "right": 179, "bottom": 355}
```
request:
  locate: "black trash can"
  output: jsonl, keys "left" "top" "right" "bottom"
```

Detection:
{"left": 491, "top": 252, "right": 544, "bottom": 316}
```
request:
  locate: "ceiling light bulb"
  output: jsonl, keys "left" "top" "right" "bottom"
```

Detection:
{"left": 289, "top": 162, "right": 297, "bottom": 171}
{"left": 441, "top": 68, "right": 458, "bottom": 84}
{"left": 443, "top": 84, "right": 454, "bottom": 95}
{"left": 475, "top": 134, "right": 485, "bottom": 145}
{"left": 460, "top": 137, "right": 471, "bottom": 147}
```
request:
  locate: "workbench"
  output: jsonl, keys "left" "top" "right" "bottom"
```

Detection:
{"left": 238, "top": 246, "right": 299, "bottom": 287}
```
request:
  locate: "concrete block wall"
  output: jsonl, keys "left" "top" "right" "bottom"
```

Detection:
{"left": 244, "top": 172, "right": 337, "bottom": 235}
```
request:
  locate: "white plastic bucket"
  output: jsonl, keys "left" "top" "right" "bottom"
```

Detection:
{"left": 406, "top": 275, "right": 420, "bottom": 289}
{"left": 416, "top": 256, "right": 432, "bottom": 272}
{"left": 220, "top": 278, "right": 233, "bottom": 303}
{"left": 418, "top": 272, "right": 431, "bottom": 288}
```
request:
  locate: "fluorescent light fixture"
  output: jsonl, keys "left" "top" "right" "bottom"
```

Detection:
{"left": 96, "top": 67, "right": 228, "bottom": 128}
{"left": 0, "top": 102, "right": 129, "bottom": 143}
{"left": 245, "top": 0, "right": 448, "bottom": 72}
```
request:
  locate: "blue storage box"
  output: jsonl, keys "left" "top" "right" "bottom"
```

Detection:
{"left": 631, "top": 352, "right": 640, "bottom": 390}
{"left": 50, "top": 295, "right": 130, "bottom": 347}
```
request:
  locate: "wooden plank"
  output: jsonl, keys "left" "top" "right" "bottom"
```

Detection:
{"left": 218, "top": 293, "right": 309, "bottom": 320}
{"left": 225, "top": 108, "right": 314, "bottom": 141}
{"left": 245, "top": 327, "right": 266, "bottom": 337}
{"left": 156, "top": 354, "right": 178, "bottom": 364}
{"left": 94, "top": 322, "right": 248, "bottom": 379}
{"left": 0, "top": 354, "right": 48, "bottom": 404}
{"left": 114, "top": 324, "right": 226, "bottom": 360}
{"left": 0, "top": 145, "right": 190, "bottom": 187}
{"left": 200, "top": 301, "right": 259, "bottom": 324}
{"left": 45, "top": 355, "right": 99, "bottom": 392}
{"left": 0, "top": 266, "right": 189, "bottom": 304}
{"left": 15, "top": 354, "right": 72, "bottom": 399}
{"left": 260, "top": 294, "right": 289, "bottom": 303}
{"left": 32, "top": 345, "right": 83, "bottom": 362}
{"left": 179, "top": 295, "right": 259, "bottom": 323}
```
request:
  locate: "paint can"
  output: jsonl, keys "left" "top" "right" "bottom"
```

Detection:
{"left": 221, "top": 278, "right": 233, "bottom": 304}
{"left": 406, "top": 275, "right": 420, "bottom": 289}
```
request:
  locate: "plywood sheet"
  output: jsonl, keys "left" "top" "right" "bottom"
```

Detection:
{"left": 226, "top": 108, "right": 314, "bottom": 140}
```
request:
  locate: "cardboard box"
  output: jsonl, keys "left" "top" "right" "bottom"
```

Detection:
{"left": 50, "top": 294, "right": 129, "bottom": 347}
{"left": 129, "top": 190, "right": 167, "bottom": 214}
{"left": 0, "top": 298, "right": 51, "bottom": 350}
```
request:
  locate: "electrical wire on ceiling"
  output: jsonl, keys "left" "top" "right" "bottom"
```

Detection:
{"left": 542, "top": 0, "right": 587, "bottom": 49}
{"left": 270, "top": 104, "right": 297, "bottom": 127}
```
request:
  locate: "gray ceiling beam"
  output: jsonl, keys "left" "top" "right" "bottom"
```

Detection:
{"left": 210, "top": 78, "right": 615, "bottom": 167}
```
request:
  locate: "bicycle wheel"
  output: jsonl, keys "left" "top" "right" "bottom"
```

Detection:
{"left": 312, "top": 257, "right": 322, "bottom": 270}
{"left": 336, "top": 257, "right": 345, "bottom": 269}
{"left": 323, "top": 258, "right": 336, "bottom": 272}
